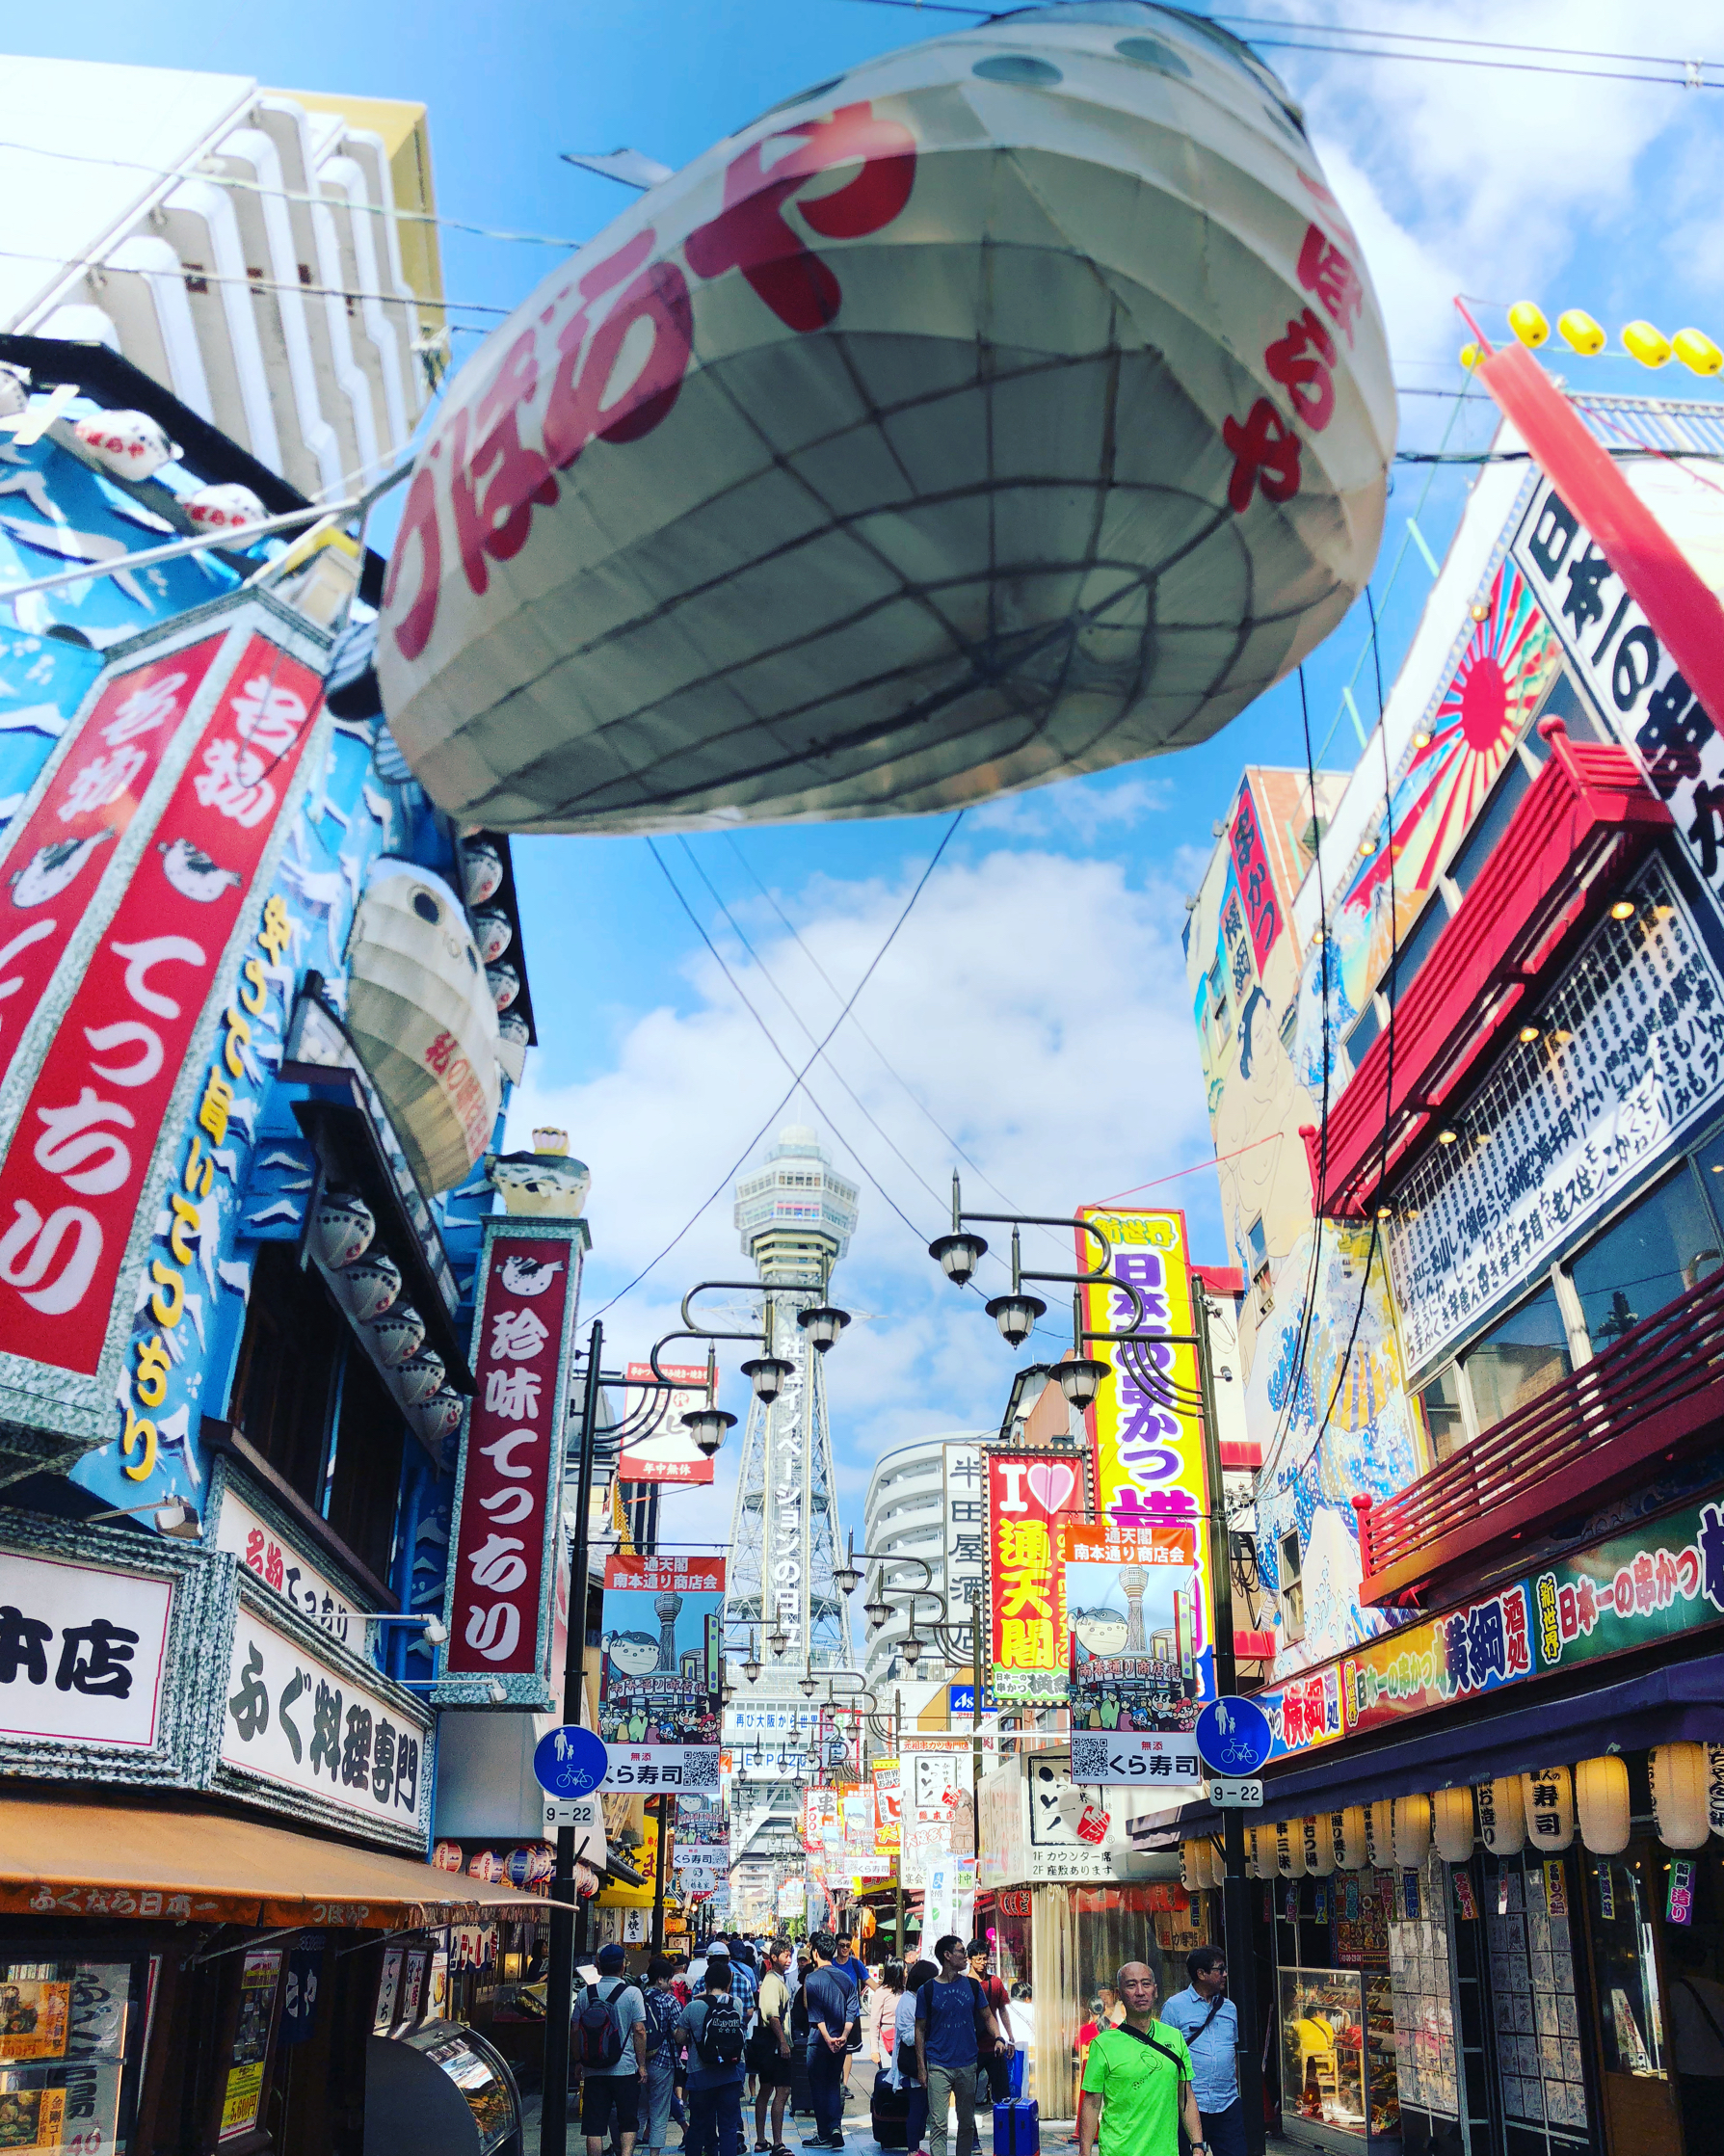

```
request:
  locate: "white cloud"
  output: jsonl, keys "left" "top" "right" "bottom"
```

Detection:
{"left": 515, "top": 841, "right": 1219, "bottom": 1495}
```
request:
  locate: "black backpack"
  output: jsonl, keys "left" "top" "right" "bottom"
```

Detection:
{"left": 699, "top": 1994, "right": 748, "bottom": 2069}
{"left": 576, "top": 1982, "right": 624, "bottom": 2069}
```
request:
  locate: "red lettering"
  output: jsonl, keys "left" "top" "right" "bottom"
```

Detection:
{"left": 543, "top": 261, "right": 694, "bottom": 469}
{"left": 383, "top": 463, "right": 443, "bottom": 662}
{"left": 1222, "top": 397, "right": 1303, "bottom": 513}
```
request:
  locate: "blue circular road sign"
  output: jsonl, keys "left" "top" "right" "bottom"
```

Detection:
{"left": 533, "top": 1724, "right": 610, "bottom": 1798}
{"left": 1195, "top": 1695, "right": 1274, "bottom": 1776}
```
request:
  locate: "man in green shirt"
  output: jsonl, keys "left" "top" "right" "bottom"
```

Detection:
{"left": 1077, "top": 1962, "right": 1206, "bottom": 2156}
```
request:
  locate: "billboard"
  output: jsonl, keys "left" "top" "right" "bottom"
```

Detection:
{"left": 598, "top": 1553, "right": 723, "bottom": 1792}
{"left": 1061, "top": 1520, "right": 1197, "bottom": 1732}
{"left": 1076, "top": 1207, "right": 1215, "bottom": 1709}
{"left": 986, "top": 1451, "right": 1083, "bottom": 1708}
{"left": 618, "top": 1360, "right": 716, "bottom": 1484}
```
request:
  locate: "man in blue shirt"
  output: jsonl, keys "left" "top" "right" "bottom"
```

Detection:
{"left": 915, "top": 1934, "right": 1006, "bottom": 2156}
{"left": 1159, "top": 1947, "right": 1243, "bottom": 2156}
{"left": 801, "top": 1931, "right": 860, "bottom": 2151}
{"left": 676, "top": 1960, "right": 748, "bottom": 2156}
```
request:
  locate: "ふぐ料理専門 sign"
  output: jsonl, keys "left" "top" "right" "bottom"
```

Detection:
{"left": 0, "top": 614, "right": 326, "bottom": 1439}
{"left": 439, "top": 1221, "right": 584, "bottom": 1706}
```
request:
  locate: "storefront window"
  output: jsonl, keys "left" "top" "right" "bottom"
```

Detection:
{"left": 1570, "top": 1169, "right": 1723, "bottom": 1352}
{"left": 1460, "top": 1283, "right": 1572, "bottom": 1432}
{"left": 1415, "top": 1366, "right": 1467, "bottom": 1462}
{"left": 1589, "top": 1855, "right": 1667, "bottom": 2080}
{"left": 0, "top": 1952, "right": 155, "bottom": 2153}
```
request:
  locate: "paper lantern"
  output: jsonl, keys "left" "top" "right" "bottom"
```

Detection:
{"left": 1521, "top": 1768, "right": 1576, "bottom": 1854}
{"left": 1476, "top": 1777, "right": 1525, "bottom": 1857}
{"left": 1392, "top": 1794, "right": 1432, "bottom": 1869}
{"left": 1336, "top": 1806, "right": 1367, "bottom": 1873}
{"left": 1575, "top": 1755, "right": 1631, "bottom": 1856}
{"left": 1276, "top": 1820, "right": 1308, "bottom": 1879}
{"left": 1652, "top": 1743, "right": 1711, "bottom": 1850}
{"left": 1180, "top": 1838, "right": 1204, "bottom": 1892}
{"left": 377, "top": 5, "right": 1393, "bottom": 837}
{"left": 72, "top": 408, "right": 180, "bottom": 479}
{"left": 1364, "top": 1799, "right": 1392, "bottom": 1869}
{"left": 1430, "top": 1787, "right": 1474, "bottom": 1865}
{"left": 1303, "top": 1814, "right": 1335, "bottom": 1877}
{"left": 343, "top": 861, "right": 503, "bottom": 1194}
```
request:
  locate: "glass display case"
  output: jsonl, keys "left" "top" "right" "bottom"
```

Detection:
{"left": 1279, "top": 1965, "right": 1403, "bottom": 2153}
{"left": 365, "top": 2020, "right": 522, "bottom": 2156}
{"left": 0, "top": 1952, "right": 154, "bottom": 2153}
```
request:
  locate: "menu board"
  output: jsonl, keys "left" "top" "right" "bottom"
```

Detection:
{"left": 217, "top": 1950, "right": 280, "bottom": 2143}
{"left": 0, "top": 1959, "right": 141, "bottom": 2153}
{"left": 1489, "top": 1857, "right": 1590, "bottom": 2136}
{"left": 1336, "top": 1870, "right": 1390, "bottom": 1969}
{"left": 1386, "top": 1854, "right": 1458, "bottom": 2118}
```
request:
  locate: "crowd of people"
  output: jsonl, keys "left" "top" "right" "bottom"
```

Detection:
{"left": 564, "top": 1932, "right": 1239, "bottom": 2156}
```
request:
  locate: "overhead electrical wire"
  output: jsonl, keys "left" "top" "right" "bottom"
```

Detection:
{"left": 0, "top": 243, "right": 514, "bottom": 319}
{"left": 585, "top": 810, "right": 966, "bottom": 1321}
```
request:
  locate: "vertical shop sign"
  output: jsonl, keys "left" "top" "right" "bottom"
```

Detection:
{"left": 986, "top": 1450, "right": 1081, "bottom": 1706}
{"left": 597, "top": 1552, "right": 724, "bottom": 1791}
{"left": 1076, "top": 1207, "right": 1215, "bottom": 1703}
{"left": 440, "top": 1220, "right": 583, "bottom": 1704}
{"left": 0, "top": 631, "right": 323, "bottom": 1377}
{"left": 872, "top": 1759, "right": 902, "bottom": 1850}
{"left": 1227, "top": 778, "right": 1283, "bottom": 971}
{"left": 618, "top": 1360, "right": 716, "bottom": 1484}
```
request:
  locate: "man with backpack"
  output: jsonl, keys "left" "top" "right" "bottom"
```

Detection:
{"left": 966, "top": 1943, "right": 1013, "bottom": 2109}
{"left": 577, "top": 1942, "right": 649, "bottom": 2156}
{"left": 914, "top": 1935, "right": 1007, "bottom": 2156}
{"left": 801, "top": 1931, "right": 860, "bottom": 2152}
{"left": 675, "top": 1956, "right": 750, "bottom": 2156}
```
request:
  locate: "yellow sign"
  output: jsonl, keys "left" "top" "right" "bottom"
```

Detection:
{"left": 1077, "top": 1206, "right": 1215, "bottom": 1699}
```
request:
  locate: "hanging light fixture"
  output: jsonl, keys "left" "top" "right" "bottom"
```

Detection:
{"left": 1431, "top": 1788, "right": 1474, "bottom": 1866}
{"left": 797, "top": 1303, "right": 852, "bottom": 1352}
{"left": 1575, "top": 1756, "right": 1631, "bottom": 1856}
{"left": 1651, "top": 1743, "right": 1711, "bottom": 1850}
{"left": 1393, "top": 1794, "right": 1432, "bottom": 1869}
{"left": 1055, "top": 1356, "right": 1111, "bottom": 1412}
{"left": 684, "top": 1406, "right": 737, "bottom": 1457}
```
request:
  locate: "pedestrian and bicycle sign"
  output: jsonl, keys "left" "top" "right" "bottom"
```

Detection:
{"left": 533, "top": 1724, "right": 609, "bottom": 1798}
{"left": 1195, "top": 1694, "right": 1274, "bottom": 1776}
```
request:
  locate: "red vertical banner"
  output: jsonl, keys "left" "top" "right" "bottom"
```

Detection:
{"left": 0, "top": 635, "right": 225, "bottom": 1084}
{"left": 442, "top": 1222, "right": 583, "bottom": 1701}
{"left": 986, "top": 1451, "right": 1085, "bottom": 1709}
{"left": 0, "top": 634, "right": 323, "bottom": 1373}
{"left": 1227, "top": 777, "right": 1282, "bottom": 972}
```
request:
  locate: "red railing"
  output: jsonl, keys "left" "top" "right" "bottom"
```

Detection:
{"left": 1303, "top": 721, "right": 1670, "bottom": 1218}
{"left": 1358, "top": 1268, "right": 1724, "bottom": 1606}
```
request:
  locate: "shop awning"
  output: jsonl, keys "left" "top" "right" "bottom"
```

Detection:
{"left": 0, "top": 1797, "right": 549, "bottom": 1930}
{"left": 1142, "top": 1649, "right": 1724, "bottom": 1839}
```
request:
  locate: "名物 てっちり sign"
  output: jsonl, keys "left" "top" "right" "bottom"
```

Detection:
{"left": 0, "top": 615, "right": 326, "bottom": 1442}
{"left": 987, "top": 1451, "right": 1082, "bottom": 1707}
{"left": 213, "top": 1485, "right": 357, "bottom": 1650}
{"left": 439, "top": 1220, "right": 584, "bottom": 1706}
{"left": 1077, "top": 1208, "right": 1216, "bottom": 1707}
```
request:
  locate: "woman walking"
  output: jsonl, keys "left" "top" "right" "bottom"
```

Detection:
{"left": 892, "top": 1961, "right": 938, "bottom": 2156}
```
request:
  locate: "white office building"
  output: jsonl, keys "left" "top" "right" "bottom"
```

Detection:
{"left": 860, "top": 1428, "right": 993, "bottom": 1693}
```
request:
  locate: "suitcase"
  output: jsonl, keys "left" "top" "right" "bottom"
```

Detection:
{"left": 871, "top": 2077, "right": 911, "bottom": 2150}
{"left": 993, "top": 2098, "right": 1039, "bottom": 2155}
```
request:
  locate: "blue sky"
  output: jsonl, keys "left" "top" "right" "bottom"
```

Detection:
{"left": 16, "top": 0, "right": 1723, "bottom": 1522}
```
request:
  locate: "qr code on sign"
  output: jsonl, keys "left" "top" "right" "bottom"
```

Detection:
{"left": 1071, "top": 1737, "right": 1109, "bottom": 1781}
{"left": 682, "top": 1750, "right": 720, "bottom": 1789}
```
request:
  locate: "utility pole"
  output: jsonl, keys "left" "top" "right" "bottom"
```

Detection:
{"left": 892, "top": 1686, "right": 904, "bottom": 1961}
{"left": 651, "top": 1792, "right": 670, "bottom": 1952}
{"left": 1193, "top": 1281, "right": 1263, "bottom": 2156}
{"left": 543, "top": 1318, "right": 606, "bottom": 2156}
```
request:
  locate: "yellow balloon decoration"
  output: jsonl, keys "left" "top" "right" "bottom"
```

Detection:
{"left": 1507, "top": 301, "right": 1550, "bottom": 348}
{"left": 1622, "top": 320, "right": 1673, "bottom": 368}
{"left": 1557, "top": 308, "right": 1606, "bottom": 357}
{"left": 1675, "top": 327, "right": 1724, "bottom": 377}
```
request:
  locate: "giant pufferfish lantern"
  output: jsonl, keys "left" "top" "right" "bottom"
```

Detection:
{"left": 378, "top": 2, "right": 1394, "bottom": 833}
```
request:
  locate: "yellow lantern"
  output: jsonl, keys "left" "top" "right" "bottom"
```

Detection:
{"left": 1299, "top": 1816, "right": 1331, "bottom": 1878}
{"left": 1338, "top": 1806, "right": 1368, "bottom": 1872}
{"left": 1476, "top": 1777, "right": 1525, "bottom": 1856}
{"left": 1277, "top": 1820, "right": 1308, "bottom": 1880}
{"left": 1431, "top": 1787, "right": 1475, "bottom": 1865}
{"left": 1365, "top": 1799, "right": 1393, "bottom": 1868}
{"left": 1393, "top": 1794, "right": 1432, "bottom": 1869}
{"left": 1521, "top": 1768, "right": 1576, "bottom": 1854}
{"left": 1459, "top": 341, "right": 1484, "bottom": 371}
{"left": 1622, "top": 319, "right": 1673, "bottom": 368}
{"left": 1651, "top": 1743, "right": 1711, "bottom": 1850}
{"left": 1180, "top": 1838, "right": 1203, "bottom": 1892}
{"left": 1675, "top": 328, "right": 1724, "bottom": 378}
{"left": 1557, "top": 308, "right": 1606, "bottom": 357}
{"left": 1507, "top": 301, "right": 1550, "bottom": 349}
{"left": 1575, "top": 1756, "right": 1631, "bottom": 1856}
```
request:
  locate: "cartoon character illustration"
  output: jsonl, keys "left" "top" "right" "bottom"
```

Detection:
{"left": 500, "top": 1253, "right": 563, "bottom": 1297}
{"left": 604, "top": 1630, "right": 661, "bottom": 1680}
{"left": 158, "top": 836, "right": 242, "bottom": 903}
{"left": 10, "top": 829, "right": 113, "bottom": 906}
{"left": 1073, "top": 1608, "right": 1130, "bottom": 1659}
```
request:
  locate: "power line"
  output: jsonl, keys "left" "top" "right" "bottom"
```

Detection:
{"left": 586, "top": 811, "right": 966, "bottom": 1321}
{"left": 1211, "top": 13, "right": 1717, "bottom": 74}
{"left": 0, "top": 243, "right": 513, "bottom": 318}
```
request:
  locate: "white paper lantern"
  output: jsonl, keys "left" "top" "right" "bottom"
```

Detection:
{"left": 1575, "top": 1756, "right": 1631, "bottom": 1856}
{"left": 378, "top": 6, "right": 1393, "bottom": 836}
{"left": 1303, "top": 1814, "right": 1335, "bottom": 1877}
{"left": 1709, "top": 1744, "right": 1724, "bottom": 1841}
{"left": 1475, "top": 1777, "right": 1525, "bottom": 1857}
{"left": 1337, "top": 1806, "right": 1367, "bottom": 1872}
{"left": 1276, "top": 1820, "right": 1308, "bottom": 1879}
{"left": 1431, "top": 1787, "right": 1474, "bottom": 1866}
{"left": 1392, "top": 1794, "right": 1432, "bottom": 1869}
{"left": 72, "top": 408, "right": 180, "bottom": 480}
{"left": 1521, "top": 1768, "right": 1576, "bottom": 1854}
{"left": 186, "top": 482, "right": 267, "bottom": 533}
{"left": 1652, "top": 1743, "right": 1711, "bottom": 1850}
{"left": 1181, "top": 1838, "right": 1204, "bottom": 1892}
{"left": 1365, "top": 1799, "right": 1392, "bottom": 1869}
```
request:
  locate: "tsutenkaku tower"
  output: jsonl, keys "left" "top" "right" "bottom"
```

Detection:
{"left": 727, "top": 1126, "right": 857, "bottom": 1704}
